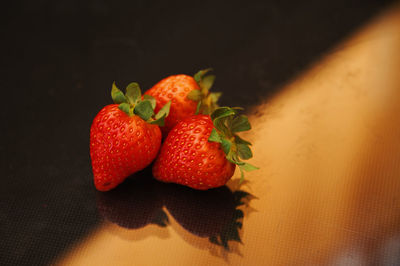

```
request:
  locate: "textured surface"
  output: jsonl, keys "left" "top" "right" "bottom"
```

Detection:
{"left": 60, "top": 5, "right": 400, "bottom": 265}
{"left": 1, "top": 0, "right": 398, "bottom": 265}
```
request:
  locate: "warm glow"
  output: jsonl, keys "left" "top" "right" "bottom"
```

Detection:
{"left": 58, "top": 4, "right": 400, "bottom": 266}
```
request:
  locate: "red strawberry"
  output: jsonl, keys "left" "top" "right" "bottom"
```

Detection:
{"left": 152, "top": 107, "right": 258, "bottom": 190}
{"left": 144, "top": 69, "right": 221, "bottom": 134}
{"left": 90, "top": 82, "right": 170, "bottom": 191}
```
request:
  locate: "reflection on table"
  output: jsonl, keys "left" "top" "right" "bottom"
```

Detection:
{"left": 96, "top": 170, "right": 254, "bottom": 252}
{"left": 58, "top": 4, "right": 400, "bottom": 265}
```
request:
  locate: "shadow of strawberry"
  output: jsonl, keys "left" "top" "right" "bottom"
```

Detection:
{"left": 162, "top": 183, "right": 252, "bottom": 250}
{"left": 96, "top": 167, "right": 254, "bottom": 250}
{"left": 96, "top": 168, "right": 168, "bottom": 229}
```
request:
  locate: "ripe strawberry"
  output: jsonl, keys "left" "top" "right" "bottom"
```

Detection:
{"left": 90, "top": 82, "right": 170, "bottom": 191}
{"left": 152, "top": 107, "right": 258, "bottom": 190}
{"left": 144, "top": 69, "right": 221, "bottom": 134}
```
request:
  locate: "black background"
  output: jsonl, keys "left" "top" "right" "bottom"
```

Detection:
{"left": 1, "top": 0, "right": 396, "bottom": 265}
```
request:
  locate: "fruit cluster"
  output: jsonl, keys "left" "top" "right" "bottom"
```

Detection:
{"left": 90, "top": 69, "right": 257, "bottom": 191}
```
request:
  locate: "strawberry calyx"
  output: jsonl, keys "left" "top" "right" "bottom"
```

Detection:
{"left": 187, "top": 68, "right": 222, "bottom": 115}
{"left": 111, "top": 82, "right": 171, "bottom": 126}
{"left": 208, "top": 107, "right": 258, "bottom": 182}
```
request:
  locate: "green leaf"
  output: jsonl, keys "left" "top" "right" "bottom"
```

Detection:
{"left": 235, "top": 135, "right": 252, "bottom": 146}
{"left": 150, "top": 101, "right": 171, "bottom": 126}
{"left": 226, "top": 146, "right": 240, "bottom": 163}
{"left": 143, "top": 94, "right": 156, "bottom": 109}
{"left": 237, "top": 143, "right": 253, "bottom": 160}
{"left": 209, "top": 106, "right": 258, "bottom": 178}
{"left": 231, "top": 115, "right": 251, "bottom": 133}
{"left": 221, "top": 138, "right": 232, "bottom": 155}
{"left": 149, "top": 114, "right": 166, "bottom": 126}
{"left": 118, "top": 103, "right": 131, "bottom": 116}
{"left": 155, "top": 101, "right": 171, "bottom": 120}
{"left": 200, "top": 74, "right": 215, "bottom": 90}
{"left": 239, "top": 167, "right": 245, "bottom": 183}
{"left": 195, "top": 101, "right": 201, "bottom": 115}
{"left": 232, "top": 159, "right": 258, "bottom": 183}
{"left": 193, "top": 68, "right": 212, "bottom": 83}
{"left": 226, "top": 155, "right": 237, "bottom": 164}
{"left": 134, "top": 100, "right": 154, "bottom": 121}
{"left": 212, "top": 117, "right": 228, "bottom": 136}
{"left": 211, "top": 107, "right": 235, "bottom": 121}
{"left": 125, "top": 82, "right": 141, "bottom": 104}
{"left": 209, "top": 92, "right": 222, "bottom": 103}
{"left": 111, "top": 82, "right": 127, "bottom": 104}
{"left": 208, "top": 128, "right": 222, "bottom": 143}
{"left": 239, "top": 162, "right": 259, "bottom": 172}
{"left": 186, "top": 89, "right": 202, "bottom": 101}
{"left": 232, "top": 107, "right": 244, "bottom": 112}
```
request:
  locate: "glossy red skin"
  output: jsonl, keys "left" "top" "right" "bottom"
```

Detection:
{"left": 145, "top": 74, "right": 200, "bottom": 135}
{"left": 90, "top": 104, "right": 161, "bottom": 191}
{"left": 153, "top": 115, "right": 236, "bottom": 190}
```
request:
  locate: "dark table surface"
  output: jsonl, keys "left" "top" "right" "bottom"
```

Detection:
{"left": 1, "top": 1, "right": 397, "bottom": 265}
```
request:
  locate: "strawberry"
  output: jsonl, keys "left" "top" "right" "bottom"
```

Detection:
{"left": 144, "top": 69, "right": 221, "bottom": 134}
{"left": 90, "top": 82, "right": 170, "bottom": 191}
{"left": 152, "top": 107, "right": 258, "bottom": 190}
